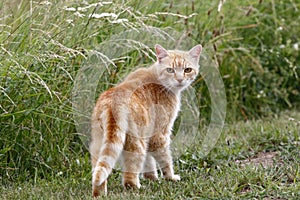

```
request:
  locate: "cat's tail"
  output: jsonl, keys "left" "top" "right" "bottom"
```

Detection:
{"left": 92, "top": 108, "right": 127, "bottom": 190}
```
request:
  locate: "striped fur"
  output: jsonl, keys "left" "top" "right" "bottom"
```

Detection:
{"left": 90, "top": 44, "right": 202, "bottom": 197}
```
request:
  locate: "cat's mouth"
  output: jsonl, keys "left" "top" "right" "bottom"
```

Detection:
{"left": 175, "top": 83, "right": 185, "bottom": 88}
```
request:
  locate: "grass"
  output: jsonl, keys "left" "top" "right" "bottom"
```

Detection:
{"left": 0, "top": 0, "right": 300, "bottom": 199}
{"left": 1, "top": 111, "right": 299, "bottom": 199}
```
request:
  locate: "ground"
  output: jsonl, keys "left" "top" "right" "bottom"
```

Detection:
{"left": 1, "top": 110, "right": 299, "bottom": 199}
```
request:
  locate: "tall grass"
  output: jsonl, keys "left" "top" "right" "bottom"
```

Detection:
{"left": 0, "top": 0, "right": 299, "bottom": 183}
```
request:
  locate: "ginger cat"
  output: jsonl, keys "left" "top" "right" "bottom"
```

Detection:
{"left": 90, "top": 44, "right": 202, "bottom": 197}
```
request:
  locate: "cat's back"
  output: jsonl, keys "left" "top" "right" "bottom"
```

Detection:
{"left": 119, "top": 67, "right": 177, "bottom": 105}
{"left": 93, "top": 66, "right": 177, "bottom": 117}
{"left": 122, "top": 67, "right": 157, "bottom": 86}
{"left": 93, "top": 67, "right": 155, "bottom": 112}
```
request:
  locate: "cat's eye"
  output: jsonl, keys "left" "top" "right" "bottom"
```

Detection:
{"left": 184, "top": 68, "right": 193, "bottom": 73}
{"left": 166, "top": 68, "right": 175, "bottom": 73}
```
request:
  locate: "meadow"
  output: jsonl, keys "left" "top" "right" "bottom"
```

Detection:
{"left": 0, "top": 0, "right": 299, "bottom": 199}
{"left": 1, "top": 112, "right": 299, "bottom": 199}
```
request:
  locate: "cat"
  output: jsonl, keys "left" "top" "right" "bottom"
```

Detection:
{"left": 90, "top": 44, "right": 202, "bottom": 197}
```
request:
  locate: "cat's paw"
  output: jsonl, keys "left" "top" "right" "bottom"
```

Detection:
{"left": 123, "top": 180, "right": 141, "bottom": 189}
{"left": 92, "top": 180, "right": 107, "bottom": 197}
{"left": 143, "top": 172, "right": 159, "bottom": 181}
{"left": 165, "top": 174, "right": 181, "bottom": 181}
{"left": 171, "top": 174, "right": 181, "bottom": 181}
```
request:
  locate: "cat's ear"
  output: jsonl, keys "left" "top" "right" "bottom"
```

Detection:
{"left": 189, "top": 44, "right": 202, "bottom": 62}
{"left": 155, "top": 44, "right": 169, "bottom": 62}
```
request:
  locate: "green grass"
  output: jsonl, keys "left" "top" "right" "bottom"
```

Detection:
{"left": 0, "top": 0, "right": 300, "bottom": 199}
{"left": 1, "top": 111, "right": 299, "bottom": 199}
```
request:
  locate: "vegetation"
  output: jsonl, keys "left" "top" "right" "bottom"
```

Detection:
{"left": 1, "top": 111, "right": 299, "bottom": 199}
{"left": 0, "top": 0, "right": 299, "bottom": 199}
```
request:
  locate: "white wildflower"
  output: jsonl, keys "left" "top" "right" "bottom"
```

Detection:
{"left": 102, "top": 1, "right": 113, "bottom": 5}
{"left": 78, "top": 2, "right": 112, "bottom": 12}
{"left": 64, "top": 7, "right": 76, "bottom": 12}
{"left": 279, "top": 44, "right": 285, "bottom": 49}
{"left": 90, "top": 13, "right": 118, "bottom": 19}
{"left": 111, "top": 18, "right": 129, "bottom": 24}
{"left": 66, "top": 19, "right": 74, "bottom": 24}
{"left": 218, "top": 0, "right": 226, "bottom": 12}
{"left": 74, "top": 11, "right": 85, "bottom": 18}
{"left": 293, "top": 43, "right": 299, "bottom": 51}
{"left": 39, "top": 1, "right": 52, "bottom": 6}
{"left": 257, "top": 90, "right": 266, "bottom": 98}
{"left": 288, "top": 117, "right": 295, "bottom": 121}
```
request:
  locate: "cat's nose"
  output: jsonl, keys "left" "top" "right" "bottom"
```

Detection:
{"left": 177, "top": 79, "right": 183, "bottom": 83}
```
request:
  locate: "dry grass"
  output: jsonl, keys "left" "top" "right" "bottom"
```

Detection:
{"left": 235, "top": 151, "right": 280, "bottom": 168}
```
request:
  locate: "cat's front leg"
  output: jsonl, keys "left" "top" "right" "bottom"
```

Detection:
{"left": 153, "top": 147, "right": 180, "bottom": 181}
{"left": 149, "top": 135, "right": 180, "bottom": 181}
{"left": 142, "top": 154, "right": 158, "bottom": 180}
{"left": 161, "top": 165, "right": 181, "bottom": 181}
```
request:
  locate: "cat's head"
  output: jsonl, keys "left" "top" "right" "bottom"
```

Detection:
{"left": 154, "top": 44, "right": 202, "bottom": 92}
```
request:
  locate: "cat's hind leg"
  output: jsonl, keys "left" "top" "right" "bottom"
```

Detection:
{"left": 122, "top": 135, "right": 147, "bottom": 189}
{"left": 91, "top": 108, "right": 127, "bottom": 197}
{"left": 92, "top": 180, "right": 107, "bottom": 197}
{"left": 90, "top": 120, "right": 108, "bottom": 196}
